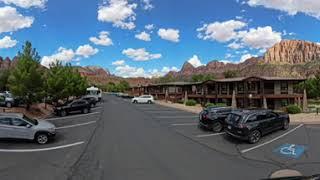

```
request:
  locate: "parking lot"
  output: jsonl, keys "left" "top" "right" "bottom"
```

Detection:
{"left": 125, "top": 98, "right": 320, "bottom": 174}
{"left": 0, "top": 103, "right": 104, "bottom": 180}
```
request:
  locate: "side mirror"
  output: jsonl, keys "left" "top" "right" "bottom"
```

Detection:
{"left": 26, "top": 124, "right": 32, "bottom": 128}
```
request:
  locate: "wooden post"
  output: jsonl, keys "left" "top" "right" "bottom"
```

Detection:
{"left": 231, "top": 90, "right": 237, "bottom": 108}
{"left": 303, "top": 89, "right": 308, "bottom": 112}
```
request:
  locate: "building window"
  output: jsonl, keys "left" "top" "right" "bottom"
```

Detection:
{"left": 281, "top": 82, "right": 288, "bottom": 94}
{"left": 221, "top": 84, "right": 227, "bottom": 94}
{"left": 238, "top": 83, "right": 244, "bottom": 93}
{"left": 248, "top": 82, "right": 256, "bottom": 92}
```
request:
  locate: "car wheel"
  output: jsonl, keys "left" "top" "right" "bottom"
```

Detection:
{"left": 82, "top": 108, "right": 89, "bottom": 114}
{"left": 248, "top": 130, "right": 261, "bottom": 144}
{"left": 147, "top": 100, "right": 152, "bottom": 104}
{"left": 133, "top": 100, "right": 138, "bottom": 104}
{"left": 212, "top": 122, "right": 223, "bottom": 132}
{"left": 282, "top": 120, "right": 289, "bottom": 130}
{"left": 6, "top": 102, "right": 12, "bottom": 108}
{"left": 35, "top": 133, "right": 49, "bottom": 144}
{"left": 60, "top": 110, "right": 67, "bottom": 117}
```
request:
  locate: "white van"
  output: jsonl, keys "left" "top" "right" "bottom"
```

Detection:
{"left": 86, "top": 86, "right": 102, "bottom": 102}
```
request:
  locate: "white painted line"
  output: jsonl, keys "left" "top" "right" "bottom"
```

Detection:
{"left": 92, "top": 106, "right": 102, "bottom": 110}
{"left": 156, "top": 116, "right": 198, "bottom": 119}
{"left": 196, "top": 132, "right": 226, "bottom": 138}
{"left": 171, "top": 123, "right": 198, "bottom": 126}
{"left": 241, "top": 124, "right": 304, "bottom": 154}
{"left": 55, "top": 121, "right": 96, "bottom": 130}
{"left": 0, "top": 141, "right": 84, "bottom": 153}
{"left": 46, "top": 112, "right": 100, "bottom": 121}
{"left": 146, "top": 110, "right": 179, "bottom": 113}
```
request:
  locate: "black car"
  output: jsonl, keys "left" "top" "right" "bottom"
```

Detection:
{"left": 199, "top": 107, "right": 234, "bottom": 132}
{"left": 54, "top": 100, "right": 91, "bottom": 117}
{"left": 225, "top": 109, "right": 290, "bottom": 144}
{"left": 81, "top": 97, "right": 97, "bottom": 108}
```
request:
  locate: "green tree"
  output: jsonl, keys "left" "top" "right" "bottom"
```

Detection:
{"left": 0, "top": 69, "right": 10, "bottom": 91}
{"left": 191, "top": 74, "right": 215, "bottom": 82}
{"left": 117, "top": 80, "right": 130, "bottom": 92}
{"left": 8, "top": 41, "right": 44, "bottom": 109}
{"left": 297, "top": 74, "right": 320, "bottom": 98}
{"left": 223, "top": 70, "right": 239, "bottom": 78}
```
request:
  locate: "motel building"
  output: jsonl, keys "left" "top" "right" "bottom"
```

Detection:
{"left": 130, "top": 76, "right": 308, "bottom": 110}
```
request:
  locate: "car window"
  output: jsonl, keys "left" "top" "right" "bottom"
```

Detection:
{"left": 0, "top": 117, "right": 11, "bottom": 125}
{"left": 11, "top": 118, "right": 28, "bottom": 127}
{"left": 246, "top": 114, "right": 258, "bottom": 123}
{"left": 257, "top": 114, "right": 267, "bottom": 121}
{"left": 0, "top": 95, "right": 5, "bottom": 101}
{"left": 266, "top": 112, "right": 277, "bottom": 118}
{"left": 226, "top": 113, "right": 242, "bottom": 124}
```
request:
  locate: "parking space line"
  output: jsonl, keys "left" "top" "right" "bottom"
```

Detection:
{"left": 171, "top": 123, "right": 198, "bottom": 126}
{"left": 92, "top": 106, "right": 103, "bottom": 110}
{"left": 240, "top": 124, "right": 304, "bottom": 154}
{"left": 196, "top": 132, "right": 226, "bottom": 138}
{"left": 55, "top": 121, "right": 96, "bottom": 130}
{"left": 0, "top": 141, "right": 84, "bottom": 152}
{"left": 156, "top": 116, "right": 198, "bottom": 119}
{"left": 46, "top": 112, "right": 100, "bottom": 121}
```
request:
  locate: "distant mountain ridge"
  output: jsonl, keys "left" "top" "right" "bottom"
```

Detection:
{"left": 166, "top": 40, "right": 320, "bottom": 79}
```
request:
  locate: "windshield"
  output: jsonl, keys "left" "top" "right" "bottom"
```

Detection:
{"left": 23, "top": 115, "right": 38, "bottom": 125}
{"left": 226, "top": 113, "right": 242, "bottom": 124}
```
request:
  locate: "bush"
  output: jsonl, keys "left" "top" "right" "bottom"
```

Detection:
{"left": 185, "top": 99, "right": 197, "bottom": 106}
{"left": 177, "top": 99, "right": 184, "bottom": 104}
{"left": 286, "top": 105, "right": 302, "bottom": 114}
{"left": 205, "top": 102, "right": 227, "bottom": 108}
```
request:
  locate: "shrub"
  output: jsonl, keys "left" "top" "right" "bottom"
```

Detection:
{"left": 286, "top": 105, "right": 302, "bottom": 114}
{"left": 177, "top": 99, "right": 184, "bottom": 104}
{"left": 205, "top": 102, "right": 227, "bottom": 108}
{"left": 185, "top": 99, "right": 197, "bottom": 106}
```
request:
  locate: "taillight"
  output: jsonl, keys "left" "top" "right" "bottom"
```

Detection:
{"left": 238, "top": 123, "right": 247, "bottom": 128}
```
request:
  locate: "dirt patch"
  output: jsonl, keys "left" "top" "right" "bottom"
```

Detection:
{"left": 0, "top": 103, "right": 53, "bottom": 119}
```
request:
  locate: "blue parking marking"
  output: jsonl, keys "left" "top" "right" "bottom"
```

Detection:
{"left": 273, "top": 144, "right": 306, "bottom": 159}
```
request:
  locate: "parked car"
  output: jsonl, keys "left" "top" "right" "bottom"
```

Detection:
{"left": 81, "top": 97, "right": 97, "bottom": 108}
{"left": 225, "top": 109, "right": 290, "bottom": 144}
{"left": 0, "top": 93, "right": 15, "bottom": 108}
{"left": 199, "top": 107, "right": 234, "bottom": 132}
{"left": 54, "top": 100, "right": 91, "bottom": 117}
{"left": 131, "top": 95, "right": 154, "bottom": 104}
{"left": 0, "top": 113, "right": 56, "bottom": 144}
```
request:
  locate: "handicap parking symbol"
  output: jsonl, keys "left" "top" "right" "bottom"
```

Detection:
{"left": 274, "top": 144, "right": 306, "bottom": 159}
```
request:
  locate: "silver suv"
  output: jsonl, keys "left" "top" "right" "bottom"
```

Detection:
{"left": 0, "top": 113, "right": 56, "bottom": 144}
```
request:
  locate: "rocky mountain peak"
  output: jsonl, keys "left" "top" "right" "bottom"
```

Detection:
{"left": 264, "top": 40, "right": 320, "bottom": 64}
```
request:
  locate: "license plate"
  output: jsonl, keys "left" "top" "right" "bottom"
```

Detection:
{"left": 228, "top": 125, "right": 231, "bottom": 130}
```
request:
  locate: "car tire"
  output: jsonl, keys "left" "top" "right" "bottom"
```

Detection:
{"left": 147, "top": 100, "right": 152, "bottom": 104}
{"left": 35, "top": 133, "right": 49, "bottom": 144}
{"left": 133, "top": 100, "right": 138, "bottom": 104}
{"left": 248, "top": 130, "right": 261, "bottom": 144}
{"left": 212, "top": 122, "right": 223, "bottom": 132}
{"left": 6, "top": 102, "right": 12, "bottom": 108}
{"left": 60, "top": 110, "right": 67, "bottom": 117}
{"left": 282, "top": 119, "right": 289, "bottom": 130}
{"left": 82, "top": 108, "right": 89, "bottom": 114}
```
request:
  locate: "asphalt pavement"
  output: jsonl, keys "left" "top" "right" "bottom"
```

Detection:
{"left": 0, "top": 95, "right": 319, "bottom": 180}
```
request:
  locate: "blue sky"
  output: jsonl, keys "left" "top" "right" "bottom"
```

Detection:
{"left": 0, "top": 0, "right": 320, "bottom": 78}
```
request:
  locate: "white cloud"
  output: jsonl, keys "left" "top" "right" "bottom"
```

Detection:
{"left": 97, "top": 0, "right": 137, "bottom": 30}
{"left": 75, "top": 44, "right": 99, "bottom": 58}
{"left": 41, "top": 47, "right": 76, "bottom": 68}
{"left": 135, "top": 31, "right": 151, "bottom": 41}
{"left": 122, "top": 48, "right": 162, "bottom": 61}
{"left": 161, "top": 66, "right": 179, "bottom": 73}
{"left": 0, "top": 6, "right": 34, "bottom": 33}
{"left": 141, "top": 0, "right": 154, "bottom": 10}
{"left": 89, "top": 31, "right": 113, "bottom": 46}
{"left": 0, "top": 0, "right": 47, "bottom": 8}
{"left": 247, "top": 0, "right": 320, "bottom": 19}
{"left": 225, "top": 53, "right": 234, "bottom": 59}
{"left": 238, "top": 26, "right": 282, "bottom": 49}
{"left": 158, "top": 28, "right": 180, "bottom": 42}
{"left": 145, "top": 24, "right": 154, "bottom": 30}
{"left": 187, "top": 55, "right": 203, "bottom": 68}
{"left": 228, "top": 41, "right": 243, "bottom": 49}
{"left": 0, "top": 36, "right": 17, "bottom": 49}
{"left": 240, "top": 53, "right": 257, "bottom": 62}
{"left": 115, "top": 64, "right": 146, "bottom": 78}
{"left": 112, "top": 60, "right": 125, "bottom": 66}
{"left": 197, "top": 20, "right": 246, "bottom": 42}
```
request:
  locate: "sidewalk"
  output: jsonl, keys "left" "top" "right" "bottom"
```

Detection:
{"left": 155, "top": 100, "right": 320, "bottom": 125}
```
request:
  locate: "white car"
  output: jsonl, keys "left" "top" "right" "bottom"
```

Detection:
{"left": 132, "top": 95, "right": 154, "bottom": 104}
